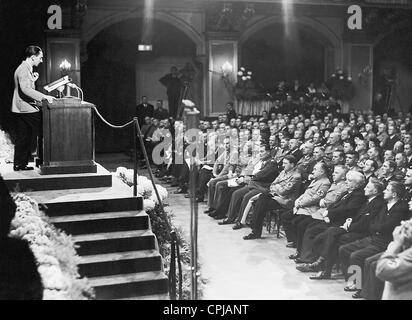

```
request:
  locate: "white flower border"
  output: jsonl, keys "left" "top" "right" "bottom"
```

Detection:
{"left": 10, "top": 194, "right": 94, "bottom": 300}
{"left": 115, "top": 167, "right": 169, "bottom": 211}
{"left": 0, "top": 129, "right": 14, "bottom": 163}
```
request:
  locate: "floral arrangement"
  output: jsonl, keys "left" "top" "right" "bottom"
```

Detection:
{"left": 234, "top": 67, "right": 258, "bottom": 100}
{"left": 327, "top": 68, "right": 355, "bottom": 100}
{"left": 115, "top": 167, "right": 205, "bottom": 299}
{"left": 115, "top": 167, "right": 168, "bottom": 211}
{"left": 0, "top": 129, "right": 14, "bottom": 163}
{"left": 237, "top": 67, "right": 252, "bottom": 81}
{"left": 9, "top": 194, "right": 95, "bottom": 300}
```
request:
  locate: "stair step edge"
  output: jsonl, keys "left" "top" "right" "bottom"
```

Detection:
{"left": 88, "top": 271, "right": 167, "bottom": 287}
{"left": 42, "top": 196, "right": 141, "bottom": 205}
{"left": 49, "top": 211, "right": 147, "bottom": 223}
{"left": 72, "top": 229, "right": 154, "bottom": 242}
{"left": 79, "top": 250, "right": 161, "bottom": 264}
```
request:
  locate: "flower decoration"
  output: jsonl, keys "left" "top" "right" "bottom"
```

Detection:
{"left": 234, "top": 67, "right": 257, "bottom": 100}
{"left": 326, "top": 68, "right": 355, "bottom": 100}
{"left": 237, "top": 67, "right": 252, "bottom": 81}
{"left": 10, "top": 194, "right": 94, "bottom": 300}
{"left": 116, "top": 168, "right": 169, "bottom": 207}
{"left": 0, "top": 129, "right": 14, "bottom": 163}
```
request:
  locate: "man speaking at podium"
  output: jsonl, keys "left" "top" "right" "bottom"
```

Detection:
{"left": 11, "top": 46, "right": 54, "bottom": 171}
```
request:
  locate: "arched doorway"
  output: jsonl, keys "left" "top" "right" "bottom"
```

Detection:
{"left": 373, "top": 23, "right": 412, "bottom": 115}
{"left": 82, "top": 18, "right": 199, "bottom": 153}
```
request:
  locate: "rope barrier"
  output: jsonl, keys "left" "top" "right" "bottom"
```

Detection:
{"left": 91, "top": 105, "right": 182, "bottom": 299}
{"left": 91, "top": 105, "right": 135, "bottom": 129}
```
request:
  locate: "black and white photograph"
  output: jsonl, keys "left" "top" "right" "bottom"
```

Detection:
{"left": 1, "top": 0, "right": 412, "bottom": 305}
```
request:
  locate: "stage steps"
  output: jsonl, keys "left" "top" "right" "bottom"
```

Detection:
{"left": 41, "top": 197, "right": 169, "bottom": 300}
{"left": 2, "top": 163, "right": 112, "bottom": 192}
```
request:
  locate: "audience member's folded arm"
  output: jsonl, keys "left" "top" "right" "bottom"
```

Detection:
{"left": 276, "top": 176, "right": 301, "bottom": 197}
{"left": 322, "top": 189, "right": 347, "bottom": 208}
{"left": 298, "top": 183, "right": 330, "bottom": 207}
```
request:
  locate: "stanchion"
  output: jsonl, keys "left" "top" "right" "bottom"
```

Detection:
{"left": 133, "top": 117, "right": 166, "bottom": 215}
{"left": 133, "top": 118, "right": 138, "bottom": 197}
{"left": 176, "top": 234, "right": 183, "bottom": 299}
{"left": 91, "top": 107, "right": 182, "bottom": 299}
{"left": 185, "top": 108, "right": 200, "bottom": 300}
{"left": 169, "top": 231, "right": 177, "bottom": 300}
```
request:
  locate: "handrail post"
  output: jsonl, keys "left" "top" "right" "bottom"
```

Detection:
{"left": 133, "top": 117, "right": 138, "bottom": 197}
{"left": 189, "top": 157, "right": 199, "bottom": 300}
{"left": 134, "top": 116, "right": 166, "bottom": 215}
{"left": 186, "top": 109, "right": 200, "bottom": 301}
{"left": 176, "top": 235, "right": 183, "bottom": 300}
{"left": 169, "top": 231, "right": 177, "bottom": 300}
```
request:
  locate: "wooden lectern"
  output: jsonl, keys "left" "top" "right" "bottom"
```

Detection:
{"left": 39, "top": 97, "right": 97, "bottom": 175}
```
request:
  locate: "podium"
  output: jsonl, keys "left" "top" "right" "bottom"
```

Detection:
{"left": 39, "top": 98, "right": 97, "bottom": 175}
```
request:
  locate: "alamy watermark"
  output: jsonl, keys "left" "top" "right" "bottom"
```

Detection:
{"left": 151, "top": 122, "right": 262, "bottom": 166}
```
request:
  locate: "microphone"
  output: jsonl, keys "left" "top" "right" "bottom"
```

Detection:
{"left": 67, "top": 83, "right": 83, "bottom": 101}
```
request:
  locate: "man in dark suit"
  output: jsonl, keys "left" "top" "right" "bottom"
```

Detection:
{"left": 287, "top": 139, "right": 303, "bottom": 162}
{"left": 338, "top": 181, "right": 409, "bottom": 297}
{"left": 136, "top": 96, "right": 154, "bottom": 127}
{"left": 218, "top": 146, "right": 279, "bottom": 224}
{"left": 159, "top": 66, "right": 182, "bottom": 119}
{"left": 372, "top": 92, "right": 385, "bottom": 115}
{"left": 385, "top": 125, "right": 400, "bottom": 151}
{"left": 282, "top": 95, "right": 297, "bottom": 116}
{"left": 289, "top": 80, "right": 304, "bottom": 100}
{"left": 12, "top": 46, "right": 55, "bottom": 171}
{"left": 225, "top": 102, "right": 237, "bottom": 121}
{"left": 404, "top": 143, "right": 412, "bottom": 168}
{"left": 363, "top": 159, "right": 378, "bottom": 184}
{"left": 404, "top": 169, "right": 412, "bottom": 202}
{"left": 243, "top": 155, "right": 301, "bottom": 239}
{"left": 269, "top": 100, "right": 283, "bottom": 116}
{"left": 300, "top": 178, "right": 385, "bottom": 276}
{"left": 295, "top": 170, "right": 366, "bottom": 264}
{"left": 153, "top": 100, "right": 169, "bottom": 120}
{"left": 379, "top": 160, "right": 400, "bottom": 188}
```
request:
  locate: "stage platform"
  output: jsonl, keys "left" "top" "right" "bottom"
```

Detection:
{"left": 1, "top": 161, "right": 112, "bottom": 192}
{"left": 0, "top": 159, "right": 166, "bottom": 300}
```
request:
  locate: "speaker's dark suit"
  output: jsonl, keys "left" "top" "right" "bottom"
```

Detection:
{"left": 339, "top": 200, "right": 409, "bottom": 278}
